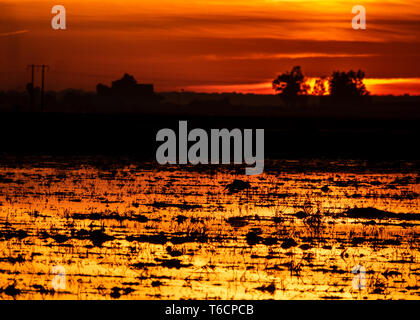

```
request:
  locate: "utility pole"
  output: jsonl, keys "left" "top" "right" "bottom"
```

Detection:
{"left": 40, "top": 65, "right": 49, "bottom": 112}
{"left": 26, "top": 64, "right": 49, "bottom": 112}
{"left": 27, "top": 64, "right": 36, "bottom": 112}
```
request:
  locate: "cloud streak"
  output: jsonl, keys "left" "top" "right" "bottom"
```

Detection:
{"left": 0, "top": 30, "right": 28, "bottom": 37}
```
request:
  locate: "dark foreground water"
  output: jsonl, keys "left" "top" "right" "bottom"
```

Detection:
{"left": 0, "top": 156, "right": 418, "bottom": 299}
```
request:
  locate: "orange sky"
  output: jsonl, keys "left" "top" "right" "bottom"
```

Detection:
{"left": 1, "top": 0, "right": 420, "bottom": 95}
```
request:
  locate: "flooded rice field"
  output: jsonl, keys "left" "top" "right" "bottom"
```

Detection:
{"left": 0, "top": 156, "right": 418, "bottom": 300}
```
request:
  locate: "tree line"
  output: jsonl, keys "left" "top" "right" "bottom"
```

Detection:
{"left": 272, "top": 66, "right": 370, "bottom": 107}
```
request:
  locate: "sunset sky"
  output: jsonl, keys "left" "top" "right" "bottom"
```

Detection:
{"left": 1, "top": 0, "right": 420, "bottom": 95}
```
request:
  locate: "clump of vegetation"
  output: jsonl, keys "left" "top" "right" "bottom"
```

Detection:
{"left": 255, "top": 281, "right": 276, "bottom": 294}
{"left": 330, "top": 69, "right": 370, "bottom": 101}
{"left": 273, "top": 65, "right": 370, "bottom": 107}
{"left": 301, "top": 199, "right": 325, "bottom": 237}
{"left": 272, "top": 66, "right": 308, "bottom": 107}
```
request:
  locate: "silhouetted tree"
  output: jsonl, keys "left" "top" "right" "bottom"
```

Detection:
{"left": 272, "top": 66, "right": 308, "bottom": 107}
{"left": 96, "top": 83, "right": 111, "bottom": 96}
{"left": 329, "top": 70, "right": 369, "bottom": 101}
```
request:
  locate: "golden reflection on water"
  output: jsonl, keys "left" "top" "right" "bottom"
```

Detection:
{"left": 0, "top": 157, "right": 418, "bottom": 300}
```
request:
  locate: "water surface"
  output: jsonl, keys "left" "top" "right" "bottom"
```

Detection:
{"left": 0, "top": 157, "right": 418, "bottom": 300}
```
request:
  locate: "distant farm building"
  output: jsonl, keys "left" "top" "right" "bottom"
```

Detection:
{"left": 96, "top": 74, "right": 155, "bottom": 97}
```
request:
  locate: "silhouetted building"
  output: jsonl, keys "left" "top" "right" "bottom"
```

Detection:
{"left": 96, "top": 74, "right": 154, "bottom": 97}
